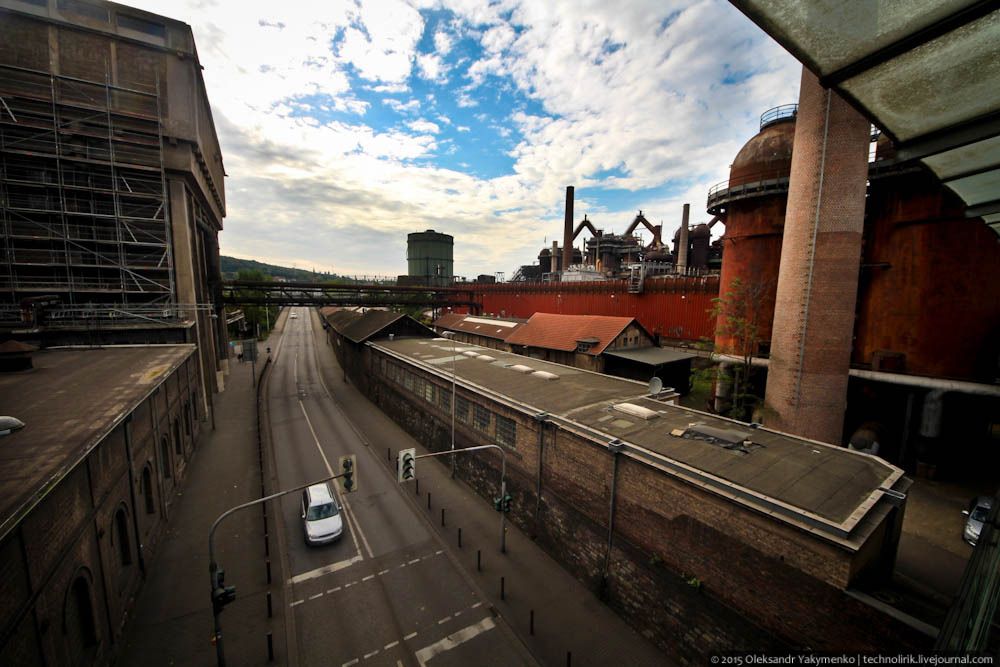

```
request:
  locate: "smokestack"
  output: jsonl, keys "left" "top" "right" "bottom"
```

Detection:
{"left": 562, "top": 186, "right": 574, "bottom": 272}
{"left": 676, "top": 203, "right": 689, "bottom": 274}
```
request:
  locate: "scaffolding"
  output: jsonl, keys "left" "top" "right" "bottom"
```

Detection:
{"left": 0, "top": 64, "right": 174, "bottom": 327}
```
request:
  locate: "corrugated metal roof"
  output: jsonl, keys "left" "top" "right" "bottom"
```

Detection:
{"left": 325, "top": 310, "right": 436, "bottom": 344}
{"left": 505, "top": 313, "right": 641, "bottom": 355}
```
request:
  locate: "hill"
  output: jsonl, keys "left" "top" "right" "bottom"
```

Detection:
{"left": 220, "top": 256, "right": 335, "bottom": 282}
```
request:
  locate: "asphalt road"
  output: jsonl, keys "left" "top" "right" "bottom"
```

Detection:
{"left": 267, "top": 308, "right": 533, "bottom": 667}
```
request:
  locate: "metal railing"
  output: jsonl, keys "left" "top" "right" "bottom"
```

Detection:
{"left": 759, "top": 104, "right": 798, "bottom": 130}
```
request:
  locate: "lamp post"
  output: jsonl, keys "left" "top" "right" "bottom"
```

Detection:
{"left": 441, "top": 331, "right": 457, "bottom": 478}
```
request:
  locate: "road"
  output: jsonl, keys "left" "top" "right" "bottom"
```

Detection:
{"left": 267, "top": 308, "right": 533, "bottom": 667}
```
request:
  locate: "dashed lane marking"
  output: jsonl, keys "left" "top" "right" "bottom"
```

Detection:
{"left": 308, "top": 593, "right": 323, "bottom": 601}
{"left": 290, "top": 600, "right": 304, "bottom": 607}
{"left": 437, "top": 615, "right": 451, "bottom": 625}
{"left": 384, "top": 641, "right": 399, "bottom": 650}
{"left": 288, "top": 554, "right": 363, "bottom": 585}
{"left": 413, "top": 617, "right": 497, "bottom": 667}
{"left": 362, "top": 574, "right": 374, "bottom": 582}
{"left": 342, "top": 660, "right": 358, "bottom": 667}
{"left": 363, "top": 650, "right": 379, "bottom": 659}
{"left": 403, "top": 632, "right": 418, "bottom": 641}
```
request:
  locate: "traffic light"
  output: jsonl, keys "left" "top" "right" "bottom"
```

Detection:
{"left": 397, "top": 448, "right": 415, "bottom": 482}
{"left": 211, "top": 568, "right": 237, "bottom": 614}
{"left": 338, "top": 454, "right": 357, "bottom": 493}
{"left": 502, "top": 494, "right": 513, "bottom": 513}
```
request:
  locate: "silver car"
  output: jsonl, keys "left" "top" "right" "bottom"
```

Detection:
{"left": 962, "top": 496, "right": 993, "bottom": 546}
{"left": 302, "top": 483, "right": 344, "bottom": 546}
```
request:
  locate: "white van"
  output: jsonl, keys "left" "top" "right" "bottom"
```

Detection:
{"left": 301, "top": 483, "right": 343, "bottom": 545}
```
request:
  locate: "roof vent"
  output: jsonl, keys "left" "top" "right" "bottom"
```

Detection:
{"left": 477, "top": 355, "right": 496, "bottom": 361}
{"left": 613, "top": 403, "right": 659, "bottom": 420}
{"left": 531, "top": 371, "right": 559, "bottom": 381}
{"left": 510, "top": 364, "right": 534, "bottom": 373}
{"left": 671, "top": 423, "right": 762, "bottom": 455}
{"left": 0, "top": 416, "right": 25, "bottom": 436}
{"left": 462, "top": 351, "right": 480, "bottom": 357}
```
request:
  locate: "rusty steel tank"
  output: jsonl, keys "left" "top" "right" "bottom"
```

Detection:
{"left": 710, "top": 104, "right": 797, "bottom": 355}
{"left": 854, "top": 136, "right": 1000, "bottom": 381}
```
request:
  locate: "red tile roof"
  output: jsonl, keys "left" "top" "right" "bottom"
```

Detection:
{"left": 433, "top": 314, "right": 526, "bottom": 341}
{"left": 504, "top": 313, "right": 639, "bottom": 356}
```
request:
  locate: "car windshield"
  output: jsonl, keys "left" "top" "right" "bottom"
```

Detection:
{"left": 306, "top": 502, "right": 338, "bottom": 521}
{"left": 971, "top": 506, "right": 990, "bottom": 522}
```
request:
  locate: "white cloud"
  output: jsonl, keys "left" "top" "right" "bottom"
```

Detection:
{"left": 122, "top": 0, "right": 798, "bottom": 276}
{"left": 407, "top": 119, "right": 441, "bottom": 134}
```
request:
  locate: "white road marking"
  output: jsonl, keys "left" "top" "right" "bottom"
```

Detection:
{"left": 328, "top": 586, "right": 341, "bottom": 594}
{"left": 408, "top": 558, "right": 420, "bottom": 565}
{"left": 290, "top": 600, "right": 304, "bottom": 607}
{"left": 362, "top": 574, "right": 374, "bottom": 582}
{"left": 437, "top": 616, "right": 451, "bottom": 625}
{"left": 384, "top": 641, "right": 399, "bottom": 650}
{"left": 378, "top": 569, "right": 389, "bottom": 575}
{"left": 413, "top": 617, "right": 496, "bottom": 667}
{"left": 363, "top": 650, "right": 379, "bottom": 659}
{"left": 470, "top": 602, "right": 482, "bottom": 609}
{"left": 435, "top": 550, "right": 443, "bottom": 555}
{"left": 288, "top": 554, "right": 362, "bottom": 585}
{"left": 308, "top": 593, "right": 323, "bottom": 600}
{"left": 403, "top": 632, "right": 418, "bottom": 641}
{"left": 342, "top": 660, "right": 358, "bottom": 667}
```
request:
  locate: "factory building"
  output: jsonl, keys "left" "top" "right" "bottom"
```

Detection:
{"left": 0, "top": 0, "right": 228, "bottom": 406}
{"left": 709, "top": 103, "right": 1000, "bottom": 475}
{"left": 322, "top": 309, "right": 924, "bottom": 663}
{"left": 0, "top": 345, "right": 202, "bottom": 665}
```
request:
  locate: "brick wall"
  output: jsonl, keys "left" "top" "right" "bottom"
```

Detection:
{"left": 361, "top": 343, "right": 930, "bottom": 662}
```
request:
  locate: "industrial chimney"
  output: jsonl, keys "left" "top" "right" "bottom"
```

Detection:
{"left": 562, "top": 186, "right": 574, "bottom": 273}
{"left": 676, "top": 203, "right": 690, "bottom": 274}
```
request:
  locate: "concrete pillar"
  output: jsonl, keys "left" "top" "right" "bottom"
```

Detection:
{"left": 763, "top": 67, "right": 871, "bottom": 444}
{"left": 676, "top": 204, "right": 689, "bottom": 274}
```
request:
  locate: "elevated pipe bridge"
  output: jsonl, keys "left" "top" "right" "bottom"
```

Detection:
{"left": 221, "top": 279, "right": 481, "bottom": 312}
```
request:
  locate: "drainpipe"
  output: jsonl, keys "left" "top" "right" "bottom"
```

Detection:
{"left": 600, "top": 439, "right": 624, "bottom": 598}
{"left": 122, "top": 415, "right": 146, "bottom": 575}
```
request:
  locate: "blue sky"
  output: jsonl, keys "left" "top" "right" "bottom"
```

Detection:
{"left": 130, "top": 0, "right": 800, "bottom": 277}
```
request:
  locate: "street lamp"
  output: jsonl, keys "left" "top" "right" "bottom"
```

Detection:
{"left": 441, "top": 331, "right": 457, "bottom": 478}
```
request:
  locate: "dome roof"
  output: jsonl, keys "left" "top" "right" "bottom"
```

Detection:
{"left": 690, "top": 223, "right": 710, "bottom": 238}
{"left": 729, "top": 118, "right": 796, "bottom": 184}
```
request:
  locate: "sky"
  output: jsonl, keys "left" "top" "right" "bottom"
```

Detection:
{"left": 129, "top": 0, "right": 800, "bottom": 278}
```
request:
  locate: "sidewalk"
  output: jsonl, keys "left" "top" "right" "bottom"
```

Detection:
{"left": 309, "top": 313, "right": 670, "bottom": 667}
{"left": 119, "top": 325, "right": 287, "bottom": 666}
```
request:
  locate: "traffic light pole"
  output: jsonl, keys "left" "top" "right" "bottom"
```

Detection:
{"left": 412, "top": 444, "right": 508, "bottom": 553}
{"left": 208, "top": 471, "right": 349, "bottom": 667}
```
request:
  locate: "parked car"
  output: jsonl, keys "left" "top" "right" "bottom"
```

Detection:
{"left": 290, "top": 312, "right": 298, "bottom": 319}
{"left": 962, "top": 496, "right": 993, "bottom": 546}
{"left": 302, "top": 483, "right": 343, "bottom": 545}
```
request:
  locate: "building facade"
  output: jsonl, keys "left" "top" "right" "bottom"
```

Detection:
{"left": 0, "top": 0, "right": 228, "bottom": 412}
{"left": 0, "top": 345, "right": 202, "bottom": 665}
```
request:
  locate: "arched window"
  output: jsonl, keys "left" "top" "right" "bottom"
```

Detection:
{"left": 173, "top": 419, "right": 181, "bottom": 455}
{"left": 184, "top": 402, "right": 192, "bottom": 436}
{"left": 65, "top": 574, "right": 97, "bottom": 658}
{"left": 160, "top": 435, "right": 171, "bottom": 479}
{"left": 114, "top": 506, "right": 132, "bottom": 567}
{"left": 142, "top": 466, "right": 155, "bottom": 514}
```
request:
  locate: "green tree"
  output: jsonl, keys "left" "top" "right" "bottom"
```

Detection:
{"left": 709, "top": 276, "right": 770, "bottom": 421}
{"left": 233, "top": 268, "right": 279, "bottom": 340}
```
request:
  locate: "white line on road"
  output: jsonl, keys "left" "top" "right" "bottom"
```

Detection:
{"left": 288, "top": 554, "right": 362, "bottom": 585}
{"left": 384, "top": 641, "right": 399, "bottom": 650}
{"left": 342, "top": 660, "right": 358, "bottom": 667}
{"left": 289, "top": 599, "right": 304, "bottom": 607}
{"left": 363, "top": 650, "right": 379, "bottom": 659}
{"left": 408, "top": 558, "right": 420, "bottom": 565}
{"left": 470, "top": 602, "right": 482, "bottom": 609}
{"left": 413, "top": 617, "right": 496, "bottom": 667}
{"left": 403, "top": 632, "right": 417, "bottom": 641}
{"left": 362, "top": 574, "right": 374, "bottom": 582}
{"left": 378, "top": 569, "right": 389, "bottom": 575}
{"left": 308, "top": 592, "right": 323, "bottom": 600}
{"left": 437, "top": 616, "right": 451, "bottom": 625}
{"left": 328, "top": 586, "right": 341, "bottom": 594}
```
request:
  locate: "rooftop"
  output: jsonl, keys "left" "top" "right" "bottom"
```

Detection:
{"left": 505, "top": 313, "right": 644, "bottom": 356}
{"left": 433, "top": 313, "right": 526, "bottom": 341}
{"left": 373, "top": 336, "right": 905, "bottom": 547}
{"left": 0, "top": 345, "right": 195, "bottom": 540}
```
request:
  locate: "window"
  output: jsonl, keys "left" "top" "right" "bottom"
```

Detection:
{"left": 114, "top": 507, "right": 132, "bottom": 567}
{"left": 184, "top": 402, "right": 192, "bottom": 436}
{"left": 456, "top": 396, "right": 470, "bottom": 424}
{"left": 496, "top": 415, "right": 516, "bottom": 448}
{"left": 403, "top": 372, "right": 414, "bottom": 392}
{"left": 160, "top": 435, "right": 171, "bottom": 479}
{"left": 142, "top": 466, "right": 155, "bottom": 514}
{"left": 173, "top": 419, "right": 181, "bottom": 454}
{"left": 117, "top": 13, "right": 166, "bottom": 38}
{"left": 473, "top": 404, "right": 491, "bottom": 433}
{"left": 58, "top": 0, "right": 109, "bottom": 21}
{"left": 65, "top": 575, "right": 97, "bottom": 658}
{"left": 438, "top": 387, "right": 452, "bottom": 412}
{"left": 423, "top": 382, "right": 434, "bottom": 403}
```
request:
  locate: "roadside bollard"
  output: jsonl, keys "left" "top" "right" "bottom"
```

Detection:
{"left": 387, "top": 447, "right": 391, "bottom": 461}
{"left": 477, "top": 550, "right": 481, "bottom": 572}
{"left": 530, "top": 609, "right": 534, "bottom": 635}
{"left": 458, "top": 528, "right": 462, "bottom": 548}
{"left": 265, "top": 559, "right": 271, "bottom": 585}
{"left": 567, "top": 651, "right": 572, "bottom": 667}
{"left": 427, "top": 492, "right": 431, "bottom": 510}
{"left": 266, "top": 591, "right": 273, "bottom": 618}
{"left": 441, "top": 508, "right": 446, "bottom": 526}
{"left": 500, "top": 576, "right": 505, "bottom": 600}
{"left": 264, "top": 534, "right": 270, "bottom": 557}
{"left": 416, "top": 479, "right": 419, "bottom": 495}
{"left": 267, "top": 632, "right": 274, "bottom": 661}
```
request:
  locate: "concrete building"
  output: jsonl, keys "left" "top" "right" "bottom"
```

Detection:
{"left": 322, "top": 310, "right": 926, "bottom": 662}
{"left": 0, "top": 345, "right": 202, "bottom": 665}
{"left": 0, "top": 0, "right": 228, "bottom": 411}
{"left": 431, "top": 313, "right": 525, "bottom": 351}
